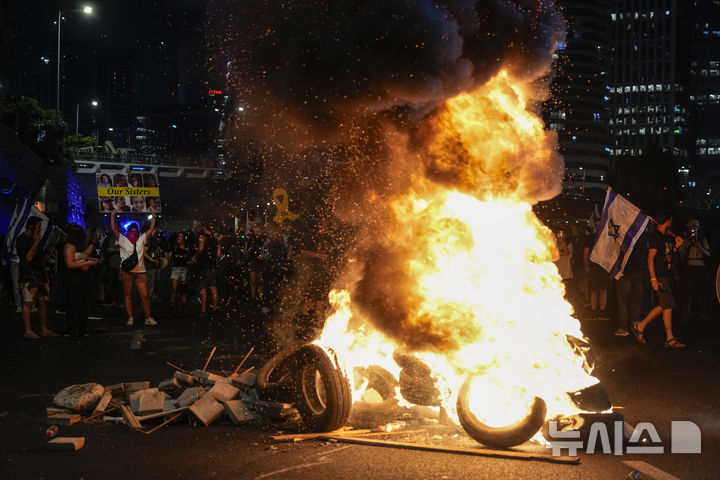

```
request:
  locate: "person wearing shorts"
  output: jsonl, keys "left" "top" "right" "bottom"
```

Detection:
{"left": 169, "top": 232, "right": 190, "bottom": 313}
{"left": 14, "top": 216, "right": 55, "bottom": 339}
{"left": 632, "top": 211, "right": 686, "bottom": 348}
{"left": 111, "top": 210, "right": 157, "bottom": 327}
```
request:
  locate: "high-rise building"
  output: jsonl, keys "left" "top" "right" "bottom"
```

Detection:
{"left": 544, "top": 0, "right": 612, "bottom": 201}
{"left": 608, "top": 1, "right": 692, "bottom": 205}
{"left": 688, "top": 0, "right": 720, "bottom": 208}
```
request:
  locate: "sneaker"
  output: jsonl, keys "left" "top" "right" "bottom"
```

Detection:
{"left": 24, "top": 331, "right": 39, "bottom": 339}
{"left": 144, "top": 317, "right": 158, "bottom": 326}
{"left": 614, "top": 328, "right": 630, "bottom": 337}
{"left": 15, "top": 306, "right": 22, "bottom": 314}
{"left": 596, "top": 312, "right": 610, "bottom": 321}
{"left": 88, "top": 315, "right": 103, "bottom": 320}
{"left": 126, "top": 317, "right": 134, "bottom": 326}
{"left": 55, "top": 310, "right": 67, "bottom": 315}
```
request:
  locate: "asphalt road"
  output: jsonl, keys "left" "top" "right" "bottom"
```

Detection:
{"left": 1, "top": 302, "right": 718, "bottom": 480}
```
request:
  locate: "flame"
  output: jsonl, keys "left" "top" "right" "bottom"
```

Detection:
{"left": 316, "top": 71, "right": 597, "bottom": 431}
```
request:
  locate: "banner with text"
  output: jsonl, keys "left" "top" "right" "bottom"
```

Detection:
{"left": 96, "top": 172, "right": 162, "bottom": 213}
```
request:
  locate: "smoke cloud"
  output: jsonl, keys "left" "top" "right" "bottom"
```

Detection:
{"left": 214, "top": 0, "right": 566, "bottom": 351}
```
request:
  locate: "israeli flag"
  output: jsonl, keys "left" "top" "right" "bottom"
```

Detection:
{"left": 4, "top": 198, "right": 53, "bottom": 258}
{"left": 590, "top": 188, "right": 649, "bottom": 279}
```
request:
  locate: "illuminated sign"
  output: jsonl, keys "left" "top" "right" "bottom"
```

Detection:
{"left": 208, "top": 89, "right": 223, "bottom": 96}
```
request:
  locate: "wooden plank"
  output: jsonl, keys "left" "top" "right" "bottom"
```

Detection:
{"left": 232, "top": 347, "right": 254, "bottom": 374}
{"left": 316, "top": 436, "right": 580, "bottom": 465}
{"left": 140, "top": 413, "right": 184, "bottom": 435}
{"left": 202, "top": 346, "right": 217, "bottom": 371}
{"left": 105, "top": 406, "right": 188, "bottom": 423}
{"left": 272, "top": 428, "right": 372, "bottom": 442}
{"left": 120, "top": 404, "right": 143, "bottom": 431}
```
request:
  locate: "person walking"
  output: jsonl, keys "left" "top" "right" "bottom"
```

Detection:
{"left": 14, "top": 217, "right": 54, "bottom": 338}
{"left": 631, "top": 212, "right": 686, "bottom": 348}
{"left": 110, "top": 211, "right": 157, "bottom": 326}
{"left": 677, "top": 219, "right": 712, "bottom": 325}
{"left": 192, "top": 226, "right": 219, "bottom": 315}
{"left": 168, "top": 231, "right": 190, "bottom": 313}
{"left": 61, "top": 224, "right": 98, "bottom": 336}
{"left": 615, "top": 228, "right": 648, "bottom": 336}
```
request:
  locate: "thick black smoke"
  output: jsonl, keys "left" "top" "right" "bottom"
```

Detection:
{"left": 219, "top": 0, "right": 563, "bottom": 129}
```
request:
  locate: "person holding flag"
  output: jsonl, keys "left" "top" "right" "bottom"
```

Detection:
{"left": 14, "top": 216, "right": 55, "bottom": 339}
{"left": 631, "top": 211, "right": 686, "bottom": 348}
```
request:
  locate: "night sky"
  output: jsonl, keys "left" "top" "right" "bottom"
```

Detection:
{"left": 4, "top": 0, "right": 216, "bottom": 106}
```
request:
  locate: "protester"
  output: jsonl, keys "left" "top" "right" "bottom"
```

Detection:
{"left": 553, "top": 228, "right": 575, "bottom": 302}
{"left": 192, "top": 225, "right": 219, "bottom": 315}
{"left": 102, "top": 229, "right": 121, "bottom": 304}
{"left": 631, "top": 212, "right": 686, "bottom": 348}
{"left": 584, "top": 218, "right": 611, "bottom": 320}
{"left": 143, "top": 223, "right": 162, "bottom": 301}
{"left": 614, "top": 228, "right": 648, "bottom": 336}
{"left": 61, "top": 224, "right": 99, "bottom": 336}
{"left": 168, "top": 231, "right": 190, "bottom": 313}
{"left": 86, "top": 227, "right": 104, "bottom": 320}
{"left": 14, "top": 217, "right": 54, "bottom": 338}
{"left": 246, "top": 222, "right": 267, "bottom": 303}
{"left": 677, "top": 219, "right": 712, "bottom": 325}
{"left": 110, "top": 211, "right": 157, "bottom": 326}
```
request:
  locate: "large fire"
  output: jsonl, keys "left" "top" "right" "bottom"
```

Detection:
{"left": 315, "top": 71, "right": 598, "bottom": 432}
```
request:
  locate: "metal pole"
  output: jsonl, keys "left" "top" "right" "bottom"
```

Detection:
{"left": 56, "top": 10, "right": 61, "bottom": 112}
{"left": 75, "top": 103, "right": 79, "bottom": 135}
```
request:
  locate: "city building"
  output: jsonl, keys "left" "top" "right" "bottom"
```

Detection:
{"left": 544, "top": 0, "right": 612, "bottom": 202}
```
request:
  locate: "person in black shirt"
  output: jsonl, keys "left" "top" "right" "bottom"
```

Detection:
{"left": 631, "top": 211, "right": 686, "bottom": 348}
{"left": 169, "top": 232, "right": 190, "bottom": 313}
{"left": 192, "top": 226, "right": 219, "bottom": 315}
{"left": 14, "top": 216, "right": 54, "bottom": 339}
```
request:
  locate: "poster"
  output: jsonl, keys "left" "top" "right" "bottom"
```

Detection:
{"left": 96, "top": 172, "right": 161, "bottom": 213}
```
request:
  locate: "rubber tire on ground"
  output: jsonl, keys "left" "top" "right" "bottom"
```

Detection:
{"left": 256, "top": 344, "right": 307, "bottom": 402}
{"left": 456, "top": 377, "right": 547, "bottom": 449}
{"left": 291, "top": 344, "right": 352, "bottom": 432}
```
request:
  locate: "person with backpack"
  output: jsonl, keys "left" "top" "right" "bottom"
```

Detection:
{"left": 110, "top": 210, "right": 157, "bottom": 327}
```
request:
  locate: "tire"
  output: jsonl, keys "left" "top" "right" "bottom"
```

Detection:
{"left": 356, "top": 365, "right": 398, "bottom": 401}
{"left": 292, "top": 344, "right": 352, "bottom": 432}
{"left": 398, "top": 369, "right": 441, "bottom": 406}
{"left": 456, "top": 377, "right": 547, "bottom": 448}
{"left": 256, "top": 344, "right": 307, "bottom": 402}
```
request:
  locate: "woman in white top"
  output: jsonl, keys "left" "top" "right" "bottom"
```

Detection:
{"left": 110, "top": 210, "right": 157, "bottom": 326}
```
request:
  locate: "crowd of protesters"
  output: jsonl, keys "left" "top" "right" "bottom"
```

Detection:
{"left": 2, "top": 210, "right": 342, "bottom": 340}
{"left": 554, "top": 211, "right": 717, "bottom": 349}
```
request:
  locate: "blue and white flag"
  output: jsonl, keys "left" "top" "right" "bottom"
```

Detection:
{"left": 590, "top": 188, "right": 649, "bottom": 279}
{"left": 4, "top": 198, "right": 52, "bottom": 258}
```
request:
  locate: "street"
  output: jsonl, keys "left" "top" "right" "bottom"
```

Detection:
{"left": 1, "top": 303, "right": 718, "bottom": 480}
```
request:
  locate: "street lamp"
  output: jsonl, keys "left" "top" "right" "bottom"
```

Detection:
{"left": 75, "top": 99, "right": 99, "bottom": 135}
{"left": 56, "top": 5, "right": 94, "bottom": 113}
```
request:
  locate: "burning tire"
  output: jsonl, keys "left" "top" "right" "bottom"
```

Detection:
{"left": 355, "top": 365, "right": 398, "bottom": 401}
{"left": 292, "top": 344, "right": 352, "bottom": 432}
{"left": 456, "top": 377, "right": 546, "bottom": 448}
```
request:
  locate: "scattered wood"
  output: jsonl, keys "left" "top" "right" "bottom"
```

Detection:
{"left": 166, "top": 362, "right": 192, "bottom": 375}
{"left": 104, "top": 407, "right": 189, "bottom": 423}
{"left": 48, "top": 437, "right": 85, "bottom": 451}
{"left": 272, "top": 429, "right": 373, "bottom": 442}
{"left": 46, "top": 414, "right": 81, "bottom": 426}
{"left": 316, "top": 436, "right": 580, "bottom": 465}
{"left": 139, "top": 412, "right": 184, "bottom": 435}
{"left": 119, "top": 404, "right": 143, "bottom": 431}
{"left": 202, "top": 346, "right": 217, "bottom": 371}
{"left": 233, "top": 347, "right": 255, "bottom": 375}
{"left": 82, "top": 405, "right": 118, "bottom": 424}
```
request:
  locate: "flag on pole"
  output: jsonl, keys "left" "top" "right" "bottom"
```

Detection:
{"left": 589, "top": 187, "right": 649, "bottom": 279}
{"left": 4, "top": 198, "right": 52, "bottom": 258}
